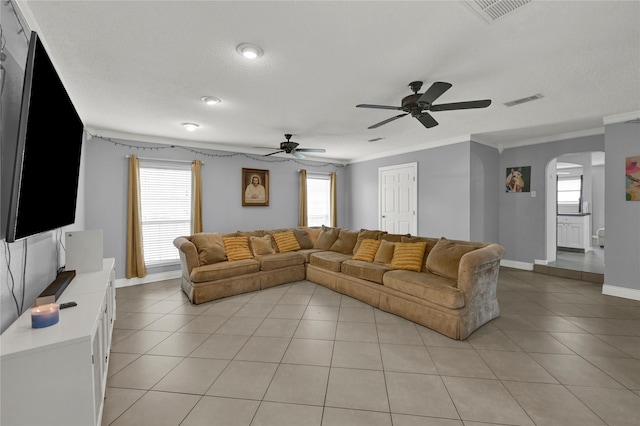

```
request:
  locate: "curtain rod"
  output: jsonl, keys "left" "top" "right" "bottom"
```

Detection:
{"left": 125, "top": 155, "right": 204, "bottom": 165}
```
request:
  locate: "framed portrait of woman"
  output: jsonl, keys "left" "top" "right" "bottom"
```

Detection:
{"left": 242, "top": 168, "right": 269, "bottom": 206}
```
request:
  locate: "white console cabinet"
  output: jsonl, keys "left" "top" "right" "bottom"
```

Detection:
{"left": 1, "top": 258, "right": 116, "bottom": 426}
{"left": 557, "top": 215, "right": 591, "bottom": 252}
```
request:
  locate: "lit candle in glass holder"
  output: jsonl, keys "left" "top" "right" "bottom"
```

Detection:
{"left": 31, "top": 303, "right": 59, "bottom": 328}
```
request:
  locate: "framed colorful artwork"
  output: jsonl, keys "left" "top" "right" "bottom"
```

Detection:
{"left": 505, "top": 166, "right": 531, "bottom": 193}
{"left": 626, "top": 156, "right": 640, "bottom": 201}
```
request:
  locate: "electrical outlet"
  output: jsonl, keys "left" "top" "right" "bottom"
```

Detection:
{"left": 531, "top": 191, "right": 536, "bottom": 197}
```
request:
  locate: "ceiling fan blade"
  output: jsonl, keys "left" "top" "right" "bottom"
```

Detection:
{"left": 296, "top": 148, "right": 326, "bottom": 153}
{"left": 416, "top": 112, "right": 439, "bottom": 129}
{"left": 356, "top": 104, "right": 403, "bottom": 110}
{"left": 368, "top": 113, "right": 408, "bottom": 129}
{"left": 264, "top": 150, "right": 284, "bottom": 157}
{"left": 430, "top": 99, "right": 492, "bottom": 111}
{"left": 417, "top": 82, "right": 452, "bottom": 106}
{"left": 292, "top": 151, "right": 306, "bottom": 159}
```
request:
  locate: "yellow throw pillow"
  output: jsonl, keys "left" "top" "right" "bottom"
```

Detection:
{"left": 390, "top": 242, "right": 427, "bottom": 272}
{"left": 352, "top": 239, "right": 381, "bottom": 262}
{"left": 250, "top": 235, "right": 275, "bottom": 256}
{"left": 273, "top": 231, "right": 301, "bottom": 253}
{"left": 373, "top": 240, "right": 396, "bottom": 265}
{"left": 223, "top": 236, "right": 253, "bottom": 261}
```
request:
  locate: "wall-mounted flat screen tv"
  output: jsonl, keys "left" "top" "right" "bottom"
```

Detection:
{"left": 5, "top": 31, "right": 84, "bottom": 243}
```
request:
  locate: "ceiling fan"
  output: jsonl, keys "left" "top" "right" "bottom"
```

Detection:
{"left": 259, "top": 134, "right": 326, "bottom": 159}
{"left": 356, "top": 81, "right": 491, "bottom": 130}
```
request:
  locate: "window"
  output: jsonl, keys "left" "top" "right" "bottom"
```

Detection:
{"left": 557, "top": 176, "right": 583, "bottom": 209}
{"left": 139, "top": 161, "right": 192, "bottom": 266}
{"left": 306, "top": 174, "right": 331, "bottom": 226}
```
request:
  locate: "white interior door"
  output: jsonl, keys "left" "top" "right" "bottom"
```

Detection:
{"left": 378, "top": 162, "right": 417, "bottom": 234}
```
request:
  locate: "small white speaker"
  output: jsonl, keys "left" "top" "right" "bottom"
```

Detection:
{"left": 65, "top": 230, "right": 103, "bottom": 273}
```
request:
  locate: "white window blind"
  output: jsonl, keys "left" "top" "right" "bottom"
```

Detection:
{"left": 557, "top": 177, "right": 582, "bottom": 205}
{"left": 307, "top": 174, "right": 330, "bottom": 227}
{"left": 139, "top": 161, "right": 192, "bottom": 266}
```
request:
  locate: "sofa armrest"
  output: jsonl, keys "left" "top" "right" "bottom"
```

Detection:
{"left": 457, "top": 243, "right": 506, "bottom": 306}
{"left": 173, "top": 236, "right": 199, "bottom": 278}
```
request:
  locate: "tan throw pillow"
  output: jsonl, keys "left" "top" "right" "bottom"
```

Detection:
{"left": 273, "top": 231, "right": 302, "bottom": 253}
{"left": 223, "top": 236, "right": 253, "bottom": 261}
{"left": 390, "top": 242, "right": 427, "bottom": 272}
{"left": 373, "top": 240, "right": 396, "bottom": 265}
{"left": 426, "top": 237, "right": 480, "bottom": 281}
{"left": 329, "top": 228, "right": 359, "bottom": 254}
{"left": 314, "top": 226, "right": 341, "bottom": 250}
{"left": 302, "top": 227, "right": 322, "bottom": 245}
{"left": 190, "top": 233, "right": 227, "bottom": 265}
{"left": 380, "top": 233, "right": 411, "bottom": 242}
{"left": 250, "top": 235, "right": 275, "bottom": 256}
{"left": 352, "top": 239, "right": 381, "bottom": 262}
{"left": 293, "top": 228, "right": 314, "bottom": 249}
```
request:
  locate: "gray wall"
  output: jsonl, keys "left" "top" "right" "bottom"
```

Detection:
{"left": 604, "top": 121, "right": 640, "bottom": 292}
{"left": 84, "top": 136, "right": 346, "bottom": 279}
{"left": 592, "top": 164, "right": 605, "bottom": 233}
{"left": 346, "top": 141, "right": 499, "bottom": 242}
{"left": 498, "top": 134, "right": 604, "bottom": 263}
{"left": 470, "top": 142, "right": 500, "bottom": 242}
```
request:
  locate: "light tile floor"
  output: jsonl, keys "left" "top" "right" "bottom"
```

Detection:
{"left": 103, "top": 268, "right": 640, "bottom": 426}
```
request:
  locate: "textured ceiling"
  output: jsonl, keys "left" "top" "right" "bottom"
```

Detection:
{"left": 13, "top": 0, "right": 640, "bottom": 162}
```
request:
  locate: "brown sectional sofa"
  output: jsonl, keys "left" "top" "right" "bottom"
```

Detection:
{"left": 173, "top": 227, "right": 505, "bottom": 340}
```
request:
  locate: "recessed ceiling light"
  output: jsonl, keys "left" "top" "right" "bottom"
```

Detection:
{"left": 201, "top": 96, "right": 221, "bottom": 105}
{"left": 182, "top": 123, "right": 200, "bottom": 132}
{"left": 236, "top": 43, "right": 263, "bottom": 59}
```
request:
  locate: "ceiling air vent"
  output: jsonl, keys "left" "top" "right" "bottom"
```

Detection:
{"left": 463, "top": 0, "right": 532, "bottom": 23}
{"left": 504, "top": 93, "right": 543, "bottom": 107}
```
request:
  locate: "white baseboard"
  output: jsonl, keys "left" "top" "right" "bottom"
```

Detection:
{"left": 115, "top": 270, "right": 181, "bottom": 288}
{"left": 534, "top": 259, "right": 549, "bottom": 265}
{"left": 500, "top": 259, "right": 534, "bottom": 271}
{"left": 602, "top": 284, "right": 640, "bottom": 301}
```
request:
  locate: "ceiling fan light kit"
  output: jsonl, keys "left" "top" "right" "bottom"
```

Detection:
{"left": 257, "top": 134, "right": 326, "bottom": 159}
{"left": 357, "top": 80, "right": 492, "bottom": 130}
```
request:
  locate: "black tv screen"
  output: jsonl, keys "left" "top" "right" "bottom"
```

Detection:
{"left": 5, "top": 31, "right": 84, "bottom": 243}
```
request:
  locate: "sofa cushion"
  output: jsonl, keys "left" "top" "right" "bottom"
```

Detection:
{"left": 426, "top": 237, "right": 480, "bottom": 281}
{"left": 390, "top": 242, "right": 427, "bottom": 272}
{"left": 250, "top": 235, "right": 275, "bottom": 256}
{"left": 190, "top": 232, "right": 227, "bottom": 265}
{"left": 190, "top": 258, "right": 260, "bottom": 282}
{"left": 352, "top": 239, "right": 381, "bottom": 262}
{"left": 273, "top": 231, "right": 302, "bottom": 253}
{"left": 238, "top": 230, "right": 265, "bottom": 238}
{"left": 314, "top": 226, "right": 341, "bottom": 250}
{"left": 383, "top": 270, "right": 464, "bottom": 310}
{"left": 341, "top": 259, "right": 390, "bottom": 284}
{"left": 296, "top": 248, "right": 324, "bottom": 262}
{"left": 373, "top": 240, "right": 396, "bottom": 265}
{"left": 302, "top": 227, "right": 322, "bottom": 245}
{"left": 329, "top": 228, "right": 359, "bottom": 253}
{"left": 380, "top": 233, "right": 411, "bottom": 242}
{"left": 309, "top": 251, "right": 352, "bottom": 272}
{"left": 255, "top": 252, "right": 305, "bottom": 271}
{"left": 353, "top": 229, "right": 387, "bottom": 254}
{"left": 293, "top": 228, "right": 314, "bottom": 249}
{"left": 223, "top": 236, "right": 254, "bottom": 261}
{"left": 401, "top": 236, "right": 439, "bottom": 271}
